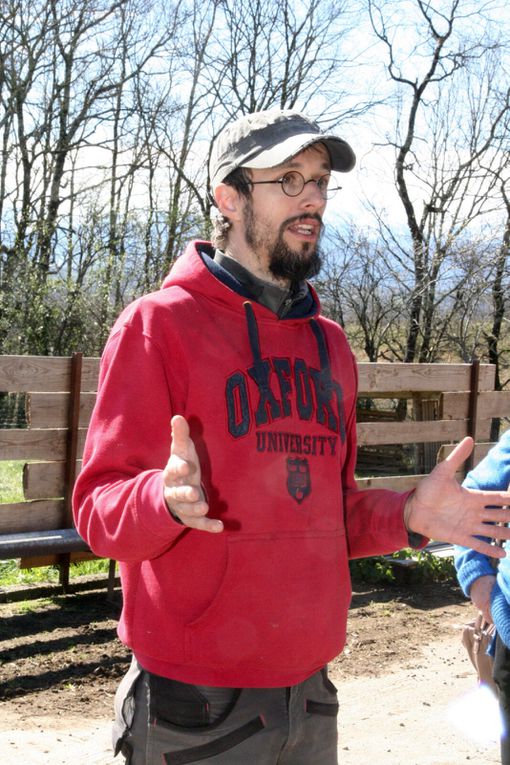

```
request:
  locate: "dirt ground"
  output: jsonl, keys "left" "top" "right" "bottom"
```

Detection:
{"left": 0, "top": 575, "right": 502, "bottom": 764}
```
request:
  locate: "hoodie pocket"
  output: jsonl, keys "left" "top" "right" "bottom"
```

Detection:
{"left": 184, "top": 530, "right": 349, "bottom": 674}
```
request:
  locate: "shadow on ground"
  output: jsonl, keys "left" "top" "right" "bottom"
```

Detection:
{"left": 349, "top": 577, "right": 465, "bottom": 611}
{"left": 0, "top": 589, "right": 130, "bottom": 706}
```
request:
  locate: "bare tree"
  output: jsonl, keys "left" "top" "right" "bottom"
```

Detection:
{"left": 317, "top": 230, "right": 404, "bottom": 361}
{"left": 0, "top": 0, "right": 378, "bottom": 355}
{"left": 485, "top": 176, "right": 510, "bottom": 390}
{"left": 366, "top": 0, "right": 510, "bottom": 363}
{"left": 0, "top": 0, "right": 182, "bottom": 353}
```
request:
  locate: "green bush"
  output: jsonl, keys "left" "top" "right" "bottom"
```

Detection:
{"left": 349, "top": 548, "right": 456, "bottom": 585}
{"left": 0, "top": 461, "right": 24, "bottom": 503}
{"left": 0, "top": 558, "right": 113, "bottom": 587}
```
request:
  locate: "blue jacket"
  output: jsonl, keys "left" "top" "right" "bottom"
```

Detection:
{"left": 455, "top": 429, "right": 510, "bottom": 649}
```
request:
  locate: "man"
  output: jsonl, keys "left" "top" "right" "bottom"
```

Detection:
{"left": 73, "top": 109, "right": 510, "bottom": 764}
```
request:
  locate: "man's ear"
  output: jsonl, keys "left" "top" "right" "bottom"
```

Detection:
{"left": 214, "top": 183, "right": 243, "bottom": 220}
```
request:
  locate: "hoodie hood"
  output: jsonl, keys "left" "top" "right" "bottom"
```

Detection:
{"left": 161, "top": 240, "right": 214, "bottom": 290}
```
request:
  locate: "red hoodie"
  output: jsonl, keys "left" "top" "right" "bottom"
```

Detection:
{"left": 73, "top": 240, "right": 412, "bottom": 687}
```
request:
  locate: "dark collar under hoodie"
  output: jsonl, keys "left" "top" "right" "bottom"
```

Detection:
{"left": 210, "top": 247, "right": 313, "bottom": 319}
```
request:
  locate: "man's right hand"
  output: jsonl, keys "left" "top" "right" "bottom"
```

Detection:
{"left": 163, "top": 415, "right": 223, "bottom": 533}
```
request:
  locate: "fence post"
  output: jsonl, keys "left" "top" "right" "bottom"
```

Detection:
{"left": 59, "top": 352, "right": 83, "bottom": 591}
{"left": 465, "top": 357, "right": 480, "bottom": 475}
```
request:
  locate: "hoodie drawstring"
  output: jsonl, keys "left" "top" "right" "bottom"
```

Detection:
{"left": 242, "top": 302, "right": 345, "bottom": 440}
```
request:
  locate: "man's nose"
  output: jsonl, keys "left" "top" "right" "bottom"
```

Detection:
{"left": 299, "top": 180, "right": 326, "bottom": 208}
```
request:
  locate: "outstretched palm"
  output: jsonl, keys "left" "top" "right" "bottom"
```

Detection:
{"left": 404, "top": 437, "right": 510, "bottom": 556}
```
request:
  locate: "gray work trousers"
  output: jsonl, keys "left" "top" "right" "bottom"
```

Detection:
{"left": 113, "top": 657, "right": 339, "bottom": 764}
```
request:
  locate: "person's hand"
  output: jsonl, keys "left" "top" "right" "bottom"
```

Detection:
{"left": 403, "top": 437, "right": 510, "bottom": 557}
{"left": 470, "top": 575, "right": 497, "bottom": 624}
{"left": 163, "top": 415, "right": 223, "bottom": 533}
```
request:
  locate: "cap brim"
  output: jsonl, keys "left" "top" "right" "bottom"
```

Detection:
{"left": 244, "top": 133, "right": 356, "bottom": 173}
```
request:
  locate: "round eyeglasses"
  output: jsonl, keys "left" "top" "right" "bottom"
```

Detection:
{"left": 249, "top": 171, "right": 341, "bottom": 200}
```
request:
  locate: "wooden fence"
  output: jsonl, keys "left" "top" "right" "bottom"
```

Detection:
{"left": 0, "top": 355, "right": 509, "bottom": 588}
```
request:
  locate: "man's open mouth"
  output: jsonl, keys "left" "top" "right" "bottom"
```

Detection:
{"left": 286, "top": 218, "right": 321, "bottom": 237}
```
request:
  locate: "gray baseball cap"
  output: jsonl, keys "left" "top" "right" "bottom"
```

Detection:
{"left": 209, "top": 109, "right": 356, "bottom": 193}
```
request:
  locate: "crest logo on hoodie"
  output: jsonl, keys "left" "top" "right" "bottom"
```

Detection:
{"left": 286, "top": 458, "right": 311, "bottom": 503}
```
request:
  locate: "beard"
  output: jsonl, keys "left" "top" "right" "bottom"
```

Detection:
{"left": 243, "top": 204, "right": 323, "bottom": 283}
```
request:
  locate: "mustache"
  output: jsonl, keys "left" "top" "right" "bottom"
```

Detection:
{"left": 281, "top": 213, "right": 323, "bottom": 230}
